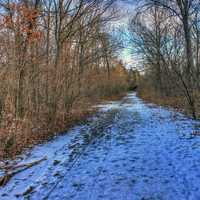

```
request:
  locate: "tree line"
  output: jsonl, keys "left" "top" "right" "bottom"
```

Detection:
{"left": 129, "top": 0, "right": 200, "bottom": 119}
{"left": 0, "top": 0, "right": 130, "bottom": 157}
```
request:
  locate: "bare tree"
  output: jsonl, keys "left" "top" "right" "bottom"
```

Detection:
{"left": 129, "top": 0, "right": 200, "bottom": 118}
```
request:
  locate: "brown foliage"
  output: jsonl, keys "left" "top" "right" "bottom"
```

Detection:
{"left": 0, "top": 0, "right": 130, "bottom": 159}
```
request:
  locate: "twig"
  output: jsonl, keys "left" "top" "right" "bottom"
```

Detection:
{"left": 0, "top": 157, "right": 47, "bottom": 187}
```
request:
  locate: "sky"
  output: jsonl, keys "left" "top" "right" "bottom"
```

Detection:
{"left": 113, "top": 0, "right": 139, "bottom": 69}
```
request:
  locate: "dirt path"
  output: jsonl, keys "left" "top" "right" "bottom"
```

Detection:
{"left": 0, "top": 93, "right": 200, "bottom": 200}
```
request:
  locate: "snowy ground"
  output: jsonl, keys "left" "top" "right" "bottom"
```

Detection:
{"left": 0, "top": 93, "right": 200, "bottom": 200}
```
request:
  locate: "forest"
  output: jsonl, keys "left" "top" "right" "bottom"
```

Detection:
{"left": 0, "top": 1, "right": 200, "bottom": 199}
{"left": 0, "top": 0, "right": 199, "bottom": 156}
{"left": 0, "top": 0, "right": 200, "bottom": 158}
{"left": 129, "top": 0, "right": 200, "bottom": 119}
{"left": 0, "top": 0, "right": 136, "bottom": 158}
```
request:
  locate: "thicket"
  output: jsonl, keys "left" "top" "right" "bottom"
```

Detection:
{"left": 0, "top": 0, "right": 130, "bottom": 158}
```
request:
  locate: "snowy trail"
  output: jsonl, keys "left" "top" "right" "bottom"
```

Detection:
{"left": 1, "top": 93, "right": 200, "bottom": 200}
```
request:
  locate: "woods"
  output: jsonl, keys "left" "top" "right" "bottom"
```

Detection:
{"left": 1, "top": 1, "right": 200, "bottom": 198}
{"left": 0, "top": 0, "right": 130, "bottom": 158}
{"left": 129, "top": 0, "right": 200, "bottom": 119}
{"left": 0, "top": 0, "right": 199, "bottom": 159}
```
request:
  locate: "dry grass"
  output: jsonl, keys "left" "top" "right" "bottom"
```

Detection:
{"left": 0, "top": 108, "right": 94, "bottom": 159}
{"left": 138, "top": 88, "right": 200, "bottom": 119}
{"left": 0, "top": 93, "right": 126, "bottom": 160}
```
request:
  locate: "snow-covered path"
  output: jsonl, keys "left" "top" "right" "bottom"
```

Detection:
{"left": 1, "top": 93, "right": 200, "bottom": 200}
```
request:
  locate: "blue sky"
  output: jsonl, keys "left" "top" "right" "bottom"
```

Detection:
{"left": 114, "top": 0, "right": 138, "bottom": 69}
